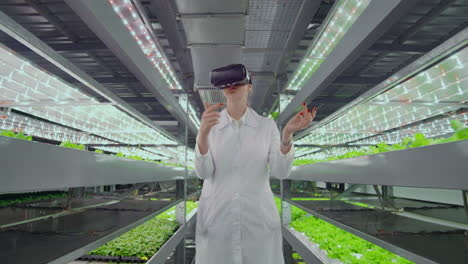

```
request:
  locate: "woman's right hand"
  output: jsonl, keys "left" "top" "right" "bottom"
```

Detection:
{"left": 199, "top": 102, "right": 224, "bottom": 137}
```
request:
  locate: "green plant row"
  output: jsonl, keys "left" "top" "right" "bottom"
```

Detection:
{"left": 60, "top": 143, "right": 193, "bottom": 169}
{"left": 0, "top": 191, "right": 67, "bottom": 207}
{"left": 59, "top": 140, "right": 85, "bottom": 150}
{"left": 292, "top": 197, "right": 376, "bottom": 209}
{"left": 274, "top": 197, "right": 410, "bottom": 263}
{"left": 294, "top": 120, "right": 468, "bottom": 166}
{"left": 88, "top": 201, "right": 198, "bottom": 260}
{"left": 0, "top": 129, "right": 33, "bottom": 141}
{"left": 0, "top": 131, "right": 190, "bottom": 168}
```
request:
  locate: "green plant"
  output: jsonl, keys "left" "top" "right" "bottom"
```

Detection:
{"left": 88, "top": 201, "right": 198, "bottom": 259}
{"left": 274, "top": 197, "right": 412, "bottom": 263}
{"left": 270, "top": 111, "right": 279, "bottom": 120}
{"left": 294, "top": 119, "right": 468, "bottom": 166}
{"left": 0, "top": 129, "right": 33, "bottom": 141}
{"left": 0, "top": 191, "right": 67, "bottom": 207}
{"left": 60, "top": 140, "right": 85, "bottom": 150}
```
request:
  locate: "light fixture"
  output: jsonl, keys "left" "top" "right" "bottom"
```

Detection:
{"left": 95, "top": 146, "right": 166, "bottom": 160}
{"left": 108, "top": 0, "right": 203, "bottom": 129}
{"left": 287, "top": 0, "right": 372, "bottom": 91}
{"left": 0, "top": 43, "right": 177, "bottom": 146}
{"left": 0, "top": 112, "right": 113, "bottom": 144}
{"left": 296, "top": 46, "right": 468, "bottom": 146}
{"left": 109, "top": 0, "right": 181, "bottom": 90}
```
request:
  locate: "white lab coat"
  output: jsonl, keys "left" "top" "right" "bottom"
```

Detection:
{"left": 194, "top": 106, "right": 295, "bottom": 264}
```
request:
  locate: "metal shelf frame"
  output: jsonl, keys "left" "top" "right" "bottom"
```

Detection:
{"left": 282, "top": 225, "right": 328, "bottom": 264}
{"left": 288, "top": 140, "right": 468, "bottom": 190}
{"left": 0, "top": 136, "right": 196, "bottom": 194}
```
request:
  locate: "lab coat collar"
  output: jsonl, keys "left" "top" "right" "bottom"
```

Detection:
{"left": 218, "top": 106, "right": 260, "bottom": 129}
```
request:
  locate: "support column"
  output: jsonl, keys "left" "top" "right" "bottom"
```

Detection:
{"left": 382, "top": 185, "right": 393, "bottom": 201}
{"left": 462, "top": 190, "right": 468, "bottom": 215}
{"left": 281, "top": 179, "right": 293, "bottom": 263}
{"left": 174, "top": 92, "right": 189, "bottom": 264}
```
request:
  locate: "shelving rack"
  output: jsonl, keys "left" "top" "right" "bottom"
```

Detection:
{"left": 1, "top": 0, "right": 468, "bottom": 263}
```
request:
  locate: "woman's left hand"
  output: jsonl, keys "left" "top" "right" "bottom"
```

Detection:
{"left": 283, "top": 103, "right": 317, "bottom": 134}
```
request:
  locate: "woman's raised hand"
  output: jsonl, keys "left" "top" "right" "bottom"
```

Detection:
{"left": 284, "top": 103, "right": 317, "bottom": 134}
{"left": 199, "top": 102, "right": 224, "bottom": 136}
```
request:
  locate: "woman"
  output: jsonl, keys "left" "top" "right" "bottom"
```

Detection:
{"left": 194, "top": 75, "right": 316, "bottom": 263}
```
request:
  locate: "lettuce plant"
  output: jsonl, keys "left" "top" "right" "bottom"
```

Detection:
{"left": 60, "top": 140, "right": 85, "bottom": 150}
{"left": 294, "top": 119, "right": 468, "bottom": 166}
{"left": 0, "top": 129, "right": 33, "bottom": 141}
{"left": 274, "top": 197, "right": 412, "bottom": 263}
{"left": 87, "top": 201, "right": 198, "bottom": 259}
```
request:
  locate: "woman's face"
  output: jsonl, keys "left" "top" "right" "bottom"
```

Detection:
{"left": 222, "top": 83, "right": 252, "bottom": 103}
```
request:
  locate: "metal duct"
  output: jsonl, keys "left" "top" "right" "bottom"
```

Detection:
{"left": 175, "top": 0, "right": 248, "bottom": 106}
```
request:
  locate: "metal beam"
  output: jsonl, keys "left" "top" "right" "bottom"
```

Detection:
{"left": 277, "top": 0, "right": 420, "bottom": 127}
{"left": 257, "top": 0, "right": 321, "bottom": 115}
{"left": 396, "top": 0, "right": 457, "bottom": 45}
{"left": 369, "top": 43, "right": 434, "bottom": 54}
{"left": 64, "top": 76, "right": 139, "bottom": 84}
{"left": 7, "top": 42, "right": 108, "bottom": 53}
{"left": 353, "top": 0, "right": 456, "bottom": 76}
{"left": 65, "top": 0, "right": 198, "bottom": 136}
{"left": 334, "top": 76, "right": 386, "bottom": 85}
{"left": 0, "top": 9, "right": 180, "bottom": 144}
{"left": 149, "top": 0, "right": 194, "bottom": 76}
{"left": 24, "top": 0, "right": 78, "bottom": 42}
{"left": 331, "top": 184, "right": 364, "bottom": 200}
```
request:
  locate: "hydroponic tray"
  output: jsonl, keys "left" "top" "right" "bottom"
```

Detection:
{"left": 345, "top": 197, "right": 468, "bottom": 224}
{"left": 0, "top": 200, "right": 176, "bottom": 264}
{"left": 0, "top": 207, "right": 62, "bottom": 226}
{"left": 288, "top": 140, "right": 468, "bottom": 190}
{"left": 13, "top": 197, "right": 116, "bottom": 209}
{"left": 346, "top": 197, "right": 454, "bottom": 209}
{"left": 288, "top": 199, "right": 468, "bottom": 264}
{"left": 293, "top": 200, "right": 372, "bottom": 211}
{"left": 405, "top": 207, "right": 468, "bottom": 225}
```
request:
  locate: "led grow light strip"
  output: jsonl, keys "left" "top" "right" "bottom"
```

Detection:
{"left": 296, "top": 46, "right": 468, "bottom": 146}
{"left": 350, "top": 112, "right": 468, "bottom": 145}
{"left": 0, "top": 49, "right": 91, "bottom": 104}
{"left": 0, "top": 112, "right": 180, "bottom": 159}
{"left": 0, "top": 112, "right": 113, "bottom": 144}
{"left": 297, "top": 147, "right": 361, "bottom": 160}
{"left": 108, "top": 0, "right": 203, "bottom": 130}
{"left": 0, "top": 43, "right": 177, "bottom": 145}
{"left": 14, "top": 104, "right": 175, "bottom": 145}
{"left": 294, "top": 147, "right": 322, "bottom": 158}
{"left": 287, "top": 0, "right": 371, "bottom": 91}
{"left": 108, "top": 0, "right": 181, "bottom": 90}
{"left": 188, "top": 103, "right": 201, "bottom": 129}
{"left": 95, "top": 146, "right": 166, "bottom": 160}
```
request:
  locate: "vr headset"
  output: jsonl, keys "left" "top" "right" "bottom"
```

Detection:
{"left": 210, "top": 64, "right": 252, "bottom": 89}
